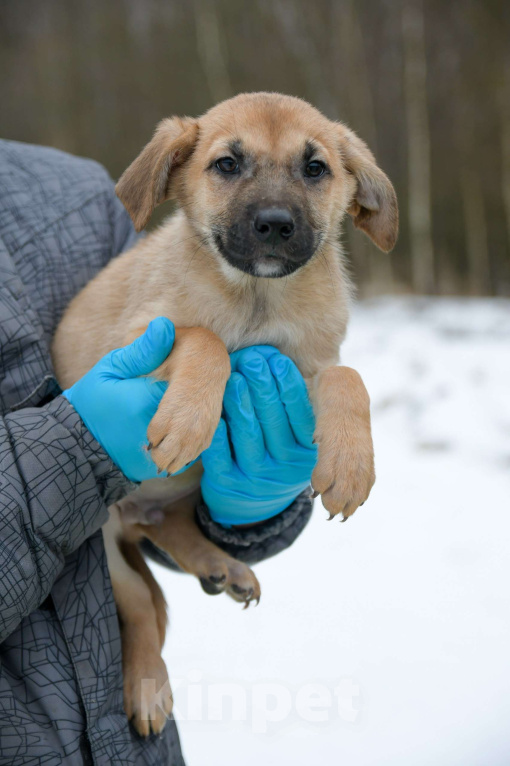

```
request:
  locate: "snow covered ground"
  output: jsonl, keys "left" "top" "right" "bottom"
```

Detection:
{"left": 152, "top": 297, "right": 510, "bottom": 766}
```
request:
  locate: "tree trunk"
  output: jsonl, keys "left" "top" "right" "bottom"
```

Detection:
{"left": 192, "top": 0, "right": 232, "bottom": 103}
{"left": 402, "top": 0, "right": 435, "bottom": 293}
{"left": 500, "top": 60, "right": 510, "bottom": 273}
{"left": 340, "top": 0, "right": 395, "bottom": 294}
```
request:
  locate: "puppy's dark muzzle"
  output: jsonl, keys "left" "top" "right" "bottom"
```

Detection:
{"left": 216, "top": 202, "right": 318, "bottom": 276}
{"left": 253, "top": 208, "right": 295, "bottom": 244}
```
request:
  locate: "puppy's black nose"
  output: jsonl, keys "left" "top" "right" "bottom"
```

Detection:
{"left": 253, "top": 208, "right": 295, "bottom": 242}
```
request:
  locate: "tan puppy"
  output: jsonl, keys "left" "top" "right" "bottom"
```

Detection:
{"left": 51, "top": 92, "right": 398, "bottom": 735}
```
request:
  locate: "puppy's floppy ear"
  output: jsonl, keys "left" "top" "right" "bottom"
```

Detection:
{"left": 339, "top": 126, "right": 398, "bottom": 252}
{"left": 116, "top": 117, "right": 199, "bottom": 231}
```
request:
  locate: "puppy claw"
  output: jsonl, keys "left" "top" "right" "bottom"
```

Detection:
{"left": 242, "top": 591, "right": 260, "bottom": 609}
{"left": 311, "top": 490, "right": 319, "bottom": 499}
{"left": 229, "top": 578, "right": 261, "bottom": 607}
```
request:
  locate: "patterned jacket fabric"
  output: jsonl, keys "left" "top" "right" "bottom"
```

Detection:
{"left": 0, "top": 139, "right": 313, "bottom": 766}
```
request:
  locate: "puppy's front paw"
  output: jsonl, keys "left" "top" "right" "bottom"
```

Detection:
{"left": 312, "top": 425, "right": 375, "bottom": 520}
{"left": 147, "top": 390, "right": 221, "bottom": 475}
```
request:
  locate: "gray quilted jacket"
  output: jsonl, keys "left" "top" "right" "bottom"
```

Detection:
{"left": 0, "top": 139, "right": 313, "bottom": 766}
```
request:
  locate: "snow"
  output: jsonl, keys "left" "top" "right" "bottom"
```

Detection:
{"left": 152, "top": 297, "right": 510, "bottom": 765}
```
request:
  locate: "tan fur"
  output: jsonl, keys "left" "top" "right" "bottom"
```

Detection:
{"left": 51, "top": 92, "right": 398, "bottom": 735}
{"left": 124, "top": 491, "right": 261, "bottom": 605}
{"left": 147, "top": 327, "right": 231, "bottom": 473}
{"left": 103, "top": 505, "right": 173, "bottom": 736}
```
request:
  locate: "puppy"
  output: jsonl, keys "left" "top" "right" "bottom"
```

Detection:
{"left": 51, "top": 92, "right": 398, "bottom": 735}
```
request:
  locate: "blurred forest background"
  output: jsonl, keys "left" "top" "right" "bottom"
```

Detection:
{"left": 1, "top": 0, "right": 510, "bottom": 296}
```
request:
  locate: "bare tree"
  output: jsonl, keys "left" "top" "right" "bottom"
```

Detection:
{"left": 338, "top": 0, "right": 395, "bottom": 294}
{"left": 456, "top": 91, "right": 490, "bottom": 295}
{"left": 402, "top": 0, "right": 434, "bottom": 293}
{"left": 500, "top": 58, "right": 510, "bottom": 269}
{"left": 192, "top": 0, "right": 232, "bottom": 103}
{"left": 1, "top": 0, "right": 509, "bottom": 296}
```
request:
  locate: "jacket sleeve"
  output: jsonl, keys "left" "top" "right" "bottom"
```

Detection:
{"left": 0, "top": 395, "right": 133, "bottom": 642}
{"left": 195, "top": 489, "right": 314, "bottom": 565}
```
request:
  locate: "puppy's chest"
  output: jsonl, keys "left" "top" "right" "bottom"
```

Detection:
{"left": 225, "top": 314, "right": 293, "bottom": 354}
{"left": 232, "top": 295, "right": 285, "bottom": 345}
{"left": 206, "top": 295, "right": 343, "bottom": 376}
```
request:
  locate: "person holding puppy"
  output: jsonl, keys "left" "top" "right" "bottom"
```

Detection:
{"left": 0, "top": 140, "right": 316, "bottom": 765}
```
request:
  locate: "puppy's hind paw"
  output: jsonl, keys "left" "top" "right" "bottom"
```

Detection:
{"left": 197, "top": 554, "right": 261, "bottom": 607}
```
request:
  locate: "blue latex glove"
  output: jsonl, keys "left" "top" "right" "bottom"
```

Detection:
{"left": 201, "top": 346, "right": 318, "bottom": 526}
{"left": 63, "top": 317, "right": 174, "bottom": 482}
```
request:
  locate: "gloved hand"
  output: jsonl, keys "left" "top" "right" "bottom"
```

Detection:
{"left": 63, "top": 317, "right": 174, "bottom": 482}
{"left": 201, "top": 346, "right": 317, "bottom": 526}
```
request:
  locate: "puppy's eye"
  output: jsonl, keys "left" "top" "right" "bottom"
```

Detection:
{"left": 215, "top": 157, "right": 239, "bottom": 174}
{"left": 305, "top": 160, "right": 326, "bottom": 178}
